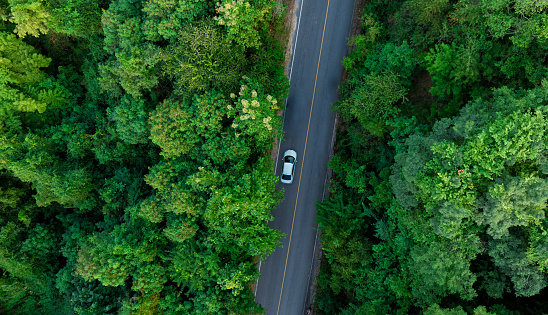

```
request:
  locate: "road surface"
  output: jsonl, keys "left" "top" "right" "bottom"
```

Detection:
{"left": 254, "top": 0, "right": 356, "bottom": 314}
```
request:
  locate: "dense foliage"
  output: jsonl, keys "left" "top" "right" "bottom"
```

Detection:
{"left": 317, "top": 0, "right": 548, "bottom": 314}
{"left": 0, "top": 0, "right": 288, "bottom": 314}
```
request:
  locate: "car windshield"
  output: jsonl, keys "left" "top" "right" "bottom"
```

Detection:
{"left": 282, "top": 174, "right": 292, "bottom": 180}
{"left": 284, "top": 156, "right": 294, "bottom": 163}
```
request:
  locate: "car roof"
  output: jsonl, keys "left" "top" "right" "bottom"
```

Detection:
{"left": 283, "top": 161, "right": 293, "bottom": 174}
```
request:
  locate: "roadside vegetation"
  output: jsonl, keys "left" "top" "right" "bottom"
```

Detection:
{"left": 0, "top": 0, "right": 289, "bottom": 314}
{"left": 315, "top": 0, "right": 548, "bottom": 314}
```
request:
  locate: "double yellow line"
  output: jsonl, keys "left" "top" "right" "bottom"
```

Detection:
{"left": 276, "top": 0, "right": 331, "bottom": 313}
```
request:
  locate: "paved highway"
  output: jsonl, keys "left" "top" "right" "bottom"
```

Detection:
{"left": 255, "top": 0, "right": 356, "bottom": 314}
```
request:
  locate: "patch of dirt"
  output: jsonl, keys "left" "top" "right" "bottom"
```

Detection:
{"left": 349, "top": 1, "right": 367, "bottom": 47}
{"left": 404, "top": 68, "right": 435, "bottom": 120}
{"left": 280, "top": 0, "right": 299, "bottom": 74}
{"left": 408, "top": 68, "right": 434, "bottom": 104}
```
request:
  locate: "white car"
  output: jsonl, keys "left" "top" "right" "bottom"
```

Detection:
{"left": 280, "top": 150, "right": 297, "bottom": 184}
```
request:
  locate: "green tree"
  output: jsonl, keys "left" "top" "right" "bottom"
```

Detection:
{"left": 477, "top": 176, "right": 548, "bottom": 240}
{"left": 149, "top": 99, "right": 200, "bottom": 159}
{"left": 392, "top": 0, "right": 452, "bottom": 49}
{"left": 316, "top": 195, "right": 370, "bottom": 295}
{"left": 5, "top": 0, "right": 50, "bottom": 37}
{"left": 142, "top": 0, "right": 212, "bottom": 41}
{"left": 75, "top": 233, "right": 133, "bottom": 287}
{"left": 0, "top": 0, "right": 288, "bottom": 312}
{"left": 489, "top": 234, "right": 547, "bottom": 297}
{"left": 217, "top": 261, "right": 258, "bottom": 296}
{"left": 205, "top": 156, "right": 283, "bottom": 257}
{"left": 107, "top": 95, "right": 150, "bottom": 145}
{"left": 477, "top": 0, "right": 548, "bottom": 48}
{"left": 163, "top": 19, "right": 247, "bottom": 97}
{"left": 408, "top": 235, "right": 479, "bottom": 305}
{"left": 99, "top": 44, "right": 161, "bottom": 98}
{"left": 390, "top": 84, "right": 548, "bottom": 303}
{"left": 48, "top": 0, "right": 102, "bottom": 37}
{"left": 99, "top": 0, "right": 162, "bottom": 98}
{"left": 345, "top": 41, "right": 418, "bottom": 86}
{"left": 425, "top": 41, "right": 482, "bottom": 101}
{"left": 0, "top": 32, "right": 62, "bottom": 116}
{"left": 335, "top": 72, "right": 407, "bottom": 137}
{"left": 2, "top": 133, "right": 94, "bottom": 209}
{"left": 214, "top": 0, "right": 276, "bottom": 48}
{"left": 227, "top": 77, "right": 283, "bottom": 148}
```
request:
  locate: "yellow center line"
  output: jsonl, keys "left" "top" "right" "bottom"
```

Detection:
{"left": 276, "top": 0, "right": 330, "bottom": 314}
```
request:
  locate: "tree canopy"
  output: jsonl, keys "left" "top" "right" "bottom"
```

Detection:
{"left": 0, "top": 0, "right": 289, "bottom": 313}
{"left": 316, "top": 0, "right": 548, "bottom": 314}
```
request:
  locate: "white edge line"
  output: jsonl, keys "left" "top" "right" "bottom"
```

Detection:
{"left": 254, "top": 260, "right": 262, "bottom": 296}
{"left": 256, "top": 0, "right": 305, "bottom": 297}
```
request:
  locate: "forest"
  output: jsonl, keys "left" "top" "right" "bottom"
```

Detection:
{"left": 4, "top": 0, "right": 548, "bottom": 314}
{"left": 0, "top": 0, "right": 289, "bottom": 314}
{"left": 315, "top": 0, "right": 548, "bottom": 314}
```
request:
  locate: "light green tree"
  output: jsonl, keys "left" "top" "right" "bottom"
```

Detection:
{"left": 149, "top": 99, "right": 200, "bottom": 159}
{"left": 227, "top": 77, "right": 282, "bottom": 148}
{"left": 0, "top": 32, "right": 60, "bottom": 116}
{"left": 5, "top": 0, "right": 50, "bottom": 38}
{"left": 214, "top": 0, "right": 276, "bottom": 48}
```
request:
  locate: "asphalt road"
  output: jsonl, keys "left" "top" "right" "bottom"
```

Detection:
{"left": 254, "top": 0, "right": 356, "bottom": 314}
